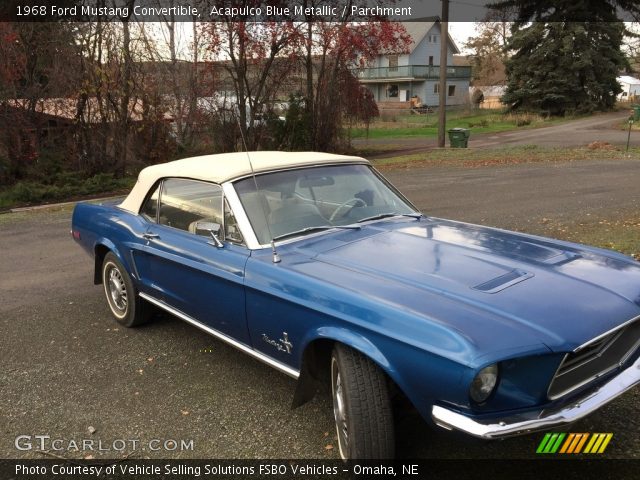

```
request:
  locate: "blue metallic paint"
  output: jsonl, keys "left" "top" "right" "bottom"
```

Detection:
{"left": 72, "top": 192, "right": 640, "bottom": 428}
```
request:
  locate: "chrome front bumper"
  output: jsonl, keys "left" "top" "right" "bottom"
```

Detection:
{"left": 432, "top": 355, "right": 640, "bottom": 439}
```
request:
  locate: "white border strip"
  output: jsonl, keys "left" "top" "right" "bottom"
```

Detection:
{"left": 139, "top": 292, "right": 300, "bottom": 379}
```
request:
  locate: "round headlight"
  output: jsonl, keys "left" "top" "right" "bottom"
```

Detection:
{"left": 469, "top": 364, "right": 499, "bottom": 403}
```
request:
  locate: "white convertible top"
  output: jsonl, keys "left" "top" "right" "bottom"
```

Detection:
{"left": 119, "top": 151, "right": 368, "bottom": 213}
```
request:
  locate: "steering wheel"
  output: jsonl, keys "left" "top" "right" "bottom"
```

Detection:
{"left": 329, "top": 197, "right": 367, "bottom": 222}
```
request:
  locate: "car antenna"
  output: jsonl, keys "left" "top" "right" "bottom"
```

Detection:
{"left": 235, "top": 114, "right": 281, "bottom": 263}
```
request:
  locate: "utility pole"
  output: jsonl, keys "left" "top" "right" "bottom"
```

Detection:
{"left": 437, "top": 0, "right": 449, "bottom": 148}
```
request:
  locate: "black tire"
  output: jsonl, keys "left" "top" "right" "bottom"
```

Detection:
{"left": 330, "top": 344, "right": 395, "bottom": 460}
{"left": 101, "top": 252, "right": 152, "bottom": 327}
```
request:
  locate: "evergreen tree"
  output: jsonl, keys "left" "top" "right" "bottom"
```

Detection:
{"left": 492, "top": 0, "right": 637, "bottom": 115}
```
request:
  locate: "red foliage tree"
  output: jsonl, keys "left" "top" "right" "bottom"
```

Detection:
{"left": 201, "top": 0, "right": 303, "bottom": 150}
{"left": 304, "top": 14, "right": 411, "bottom": 150}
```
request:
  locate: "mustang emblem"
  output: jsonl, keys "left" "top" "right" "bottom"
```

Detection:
{"left": 261, "top": 332, "right": 293, "bottom": 354}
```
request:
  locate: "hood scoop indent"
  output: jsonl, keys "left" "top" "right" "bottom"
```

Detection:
{"left": 472, "top": 269, "right": 534, "bottom": 294}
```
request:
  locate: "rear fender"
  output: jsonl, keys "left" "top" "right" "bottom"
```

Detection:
{"left": 93, "top": 238, "right": 131, "bottom": 285}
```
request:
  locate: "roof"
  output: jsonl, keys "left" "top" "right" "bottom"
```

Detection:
{"left": 400, "top": 18, "right": 461, "bottom": 55}
{"left": 7, "top": 98, "right": 148, "bottom": 123}
{"left": 617, "top": 75, "right": 640, "bottom": 85}
{"left": 119, "top": 151, "right": 369, "bottom": 213}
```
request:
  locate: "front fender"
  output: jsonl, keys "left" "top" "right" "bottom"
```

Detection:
{"left": 293, "top": 326, "right": 420, "bottom": 413}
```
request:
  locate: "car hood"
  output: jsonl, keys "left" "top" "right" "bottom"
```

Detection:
{"left": 291, "top": 217, "right": 640, "bottom": 356}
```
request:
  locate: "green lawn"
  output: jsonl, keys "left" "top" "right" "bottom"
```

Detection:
{"left": 350, "top": 110, "right": 577, "bottom": 139}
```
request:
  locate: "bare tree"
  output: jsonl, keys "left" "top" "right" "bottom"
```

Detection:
{"left": 201, "top": 2, "right": 302, "bottom": 150}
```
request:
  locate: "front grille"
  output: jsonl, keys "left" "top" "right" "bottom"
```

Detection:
{"left": 547, "top": 318, "right": 640, "bottom": 399}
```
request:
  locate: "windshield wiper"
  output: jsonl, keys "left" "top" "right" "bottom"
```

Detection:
{"left": 356, "top": 212, "right": 423, "bottom": 224}
{"left": 272, "top": 224, "right": 361, "bottom": 242}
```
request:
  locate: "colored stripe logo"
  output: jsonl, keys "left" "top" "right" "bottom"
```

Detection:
{"left": 536, "top": 433, "right": 613, "bottom": 454}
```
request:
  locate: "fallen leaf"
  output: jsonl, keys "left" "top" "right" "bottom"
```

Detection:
{"left": 324, "top": 444, "right": 333, "bottom": 450}
{"left": 181, "top": 410, "right": 190, "bottom": 416}
{"left": 88, "top": 426, "right": 96, "bottom": 435}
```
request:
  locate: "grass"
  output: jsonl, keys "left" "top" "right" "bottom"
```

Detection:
{"left": 0, "top": 204, "right": 75, "bottom": 225}
{"left": 350, "top": 109, "right": 577, "bottom": 139}
{"left": 371, "top": 144, "right": 640, "bottom": 170}
{"left": 535, "top": 213, "right": 640, "bottom": 261}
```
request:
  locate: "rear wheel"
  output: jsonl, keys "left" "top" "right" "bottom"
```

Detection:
{"left": 330, "top": 344, "right": 395, "bottom": 459}
{"left": 102, "top": 252, "right": 152, "bottom": 327}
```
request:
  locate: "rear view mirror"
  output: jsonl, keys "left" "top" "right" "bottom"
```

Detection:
{"left": 299, "top": 175, "right": 335, "bottom": 188}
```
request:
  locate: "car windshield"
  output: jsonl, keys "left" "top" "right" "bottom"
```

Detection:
{"left": 234, "top": 164, "right": 417, "bottom": 244}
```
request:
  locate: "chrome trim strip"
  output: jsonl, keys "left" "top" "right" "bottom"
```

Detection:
{"left": 547, "top": 364, "right": 619, "bottom": 401}
{"left": 222, "top": 182, "right": 261, "bottom": 250}
{"left": 139, "top": 292, "right": 300, "bottom": 379}
{"left": 558, "top": 330, "right": 623, "bottom": 378}
{"left": 547, "top": 316, "right": 640, "bottom": 400}
{"left": 432, "top": 355, "right": 640, "bottom": 439}
{"left": 574, "top": 314, "right": 640, "bottom": 353}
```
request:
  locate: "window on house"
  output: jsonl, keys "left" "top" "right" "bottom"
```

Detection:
{"left": 388, "top": 55, "right": 398, "bottom": 72}
{"left": 388, "top": 84, "right": 399, "bottom": 98}
{"left": 433, "top": 84, "right": 439, "bottom": 94}
{"left": 448, "top": 85, "right": 456, "bottom": 97}
{"left": 428, "top": 56, "right": 434, "bottom": 66}
{"left": 429, "top": 35, "right": 439, "bottom": 43}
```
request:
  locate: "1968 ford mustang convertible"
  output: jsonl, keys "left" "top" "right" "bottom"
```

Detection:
{"left": 72, "top": 152, "right": 640, "bottom": 459}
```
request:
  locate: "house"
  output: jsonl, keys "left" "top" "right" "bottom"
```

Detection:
{"left": 617, "top": 76, "right": 640, "bottom": 102}
{"left": 357, "top": 18, "right": 471, "bottom": 109}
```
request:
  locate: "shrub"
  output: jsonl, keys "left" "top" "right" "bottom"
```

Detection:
{"left": 0, "top": 173, "right": 135, "bottom": 208}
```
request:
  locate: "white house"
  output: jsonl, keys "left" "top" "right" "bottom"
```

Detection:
{"left": 617, "top": 76, "right": 640, "bottom": 101}
{"left": 357, "top": 18, "right": 471, "bottom": 107}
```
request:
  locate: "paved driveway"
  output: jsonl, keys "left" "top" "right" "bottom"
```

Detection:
{"left": 472, "top": 111, "right": 632, "bottom": 148}
{"left": 355, "top": 110, "right": 633, "bottom": 156}
{"left": 1, "top": 158, "right": 639, "bottom": 459}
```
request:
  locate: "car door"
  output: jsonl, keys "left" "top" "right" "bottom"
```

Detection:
{"left": 139, "top": 178, "right": 251, "bottom": 345}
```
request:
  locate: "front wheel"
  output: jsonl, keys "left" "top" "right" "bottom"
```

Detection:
{"left": 102, "top": 252, "right": 152, "bottom": 327}
{"left": 330, "top": 344, "right": 395, "bottom": 459}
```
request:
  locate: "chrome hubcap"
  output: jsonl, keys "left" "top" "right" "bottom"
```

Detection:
{"left": 332, "top": 358, "right": 348, "bottom": 458}
{"left": 107, "top": 267, "right": 127, "bottom": 312}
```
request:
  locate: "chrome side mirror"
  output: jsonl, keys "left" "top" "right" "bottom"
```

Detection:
{"left": 195, "top": 221, "right": 224, "bottom": 248}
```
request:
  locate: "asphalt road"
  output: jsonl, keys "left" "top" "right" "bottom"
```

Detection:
{"left": 1, "top": 157, "right": 640, "bottom": 460}
{"left": 355, "top": 110, "right": 633, "bottom": 155}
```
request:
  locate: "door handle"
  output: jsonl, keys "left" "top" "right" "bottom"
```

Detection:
{"left": 142, "top": 232, "right": 160, "bottom": 240}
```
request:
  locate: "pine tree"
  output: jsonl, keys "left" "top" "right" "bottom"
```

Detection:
{"left": 492, "top": 0, "right": 635, "bottom": 115}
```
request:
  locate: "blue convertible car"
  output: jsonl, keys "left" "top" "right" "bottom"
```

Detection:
{"left": 72, "top": 152, "right": 640, "bottom": 459}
